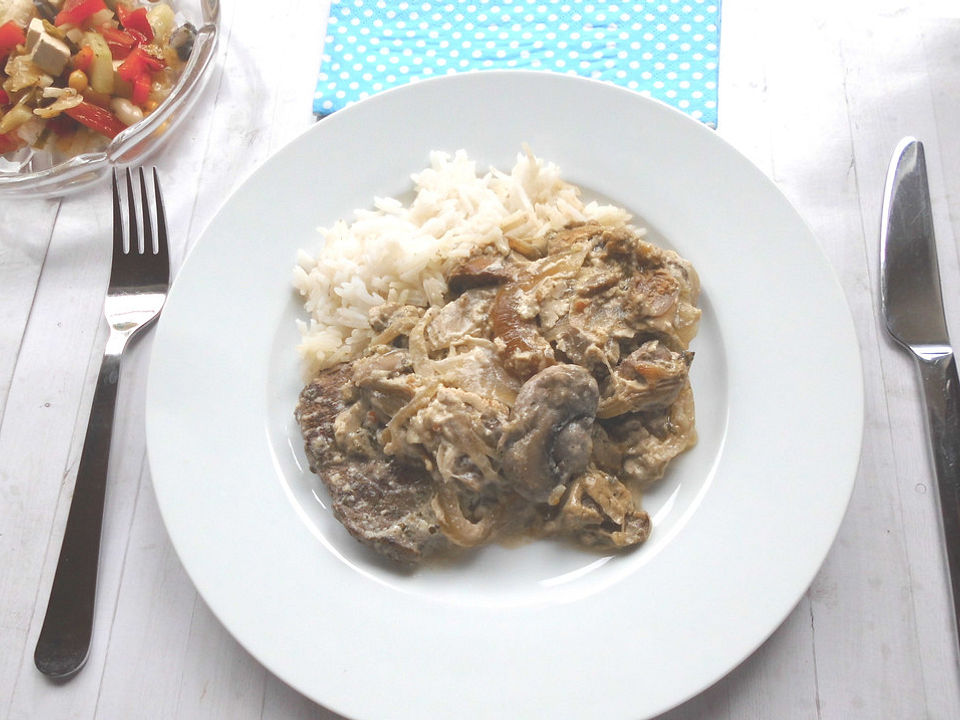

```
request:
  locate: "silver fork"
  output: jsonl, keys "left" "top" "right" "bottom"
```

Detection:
{"left": 34, "top": 168, "right": 170, "bottom": 680}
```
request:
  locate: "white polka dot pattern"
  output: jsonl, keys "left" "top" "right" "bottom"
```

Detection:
{"left": 314, "top": 0, "right": 720, "bottom": 126}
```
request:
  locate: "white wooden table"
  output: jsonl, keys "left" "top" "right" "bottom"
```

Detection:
{"left": 4, "top": 1, "right": 960, "bottom": 717}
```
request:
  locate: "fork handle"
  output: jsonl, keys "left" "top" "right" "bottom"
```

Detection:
{"left": 35, "top": 345, "right": 124, "bottom": 679}
{"left": 915, "top": 351, "right": 960, "bottom": 648}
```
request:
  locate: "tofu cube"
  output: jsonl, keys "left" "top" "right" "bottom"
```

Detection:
{"left": 25, "top": 17, "right": 44, "bottom": 50}
{"left": 29, "top": 30, "right": 70, "bottom": 76}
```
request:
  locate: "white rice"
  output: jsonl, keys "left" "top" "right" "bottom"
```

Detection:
{"left": 293, "top": 148, "right": 632, "bottom": 375}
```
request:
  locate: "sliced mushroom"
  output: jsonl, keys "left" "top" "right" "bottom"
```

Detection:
{"left": 498, "top": 364, "right": 599, "bottom": 502}
{"left": 446, "top": 254, "right": 514, "bottom": 294}
{"left": 553, "top": 468, "right": 651, "bottom": 549}
{"left": 594, "top": 384, "right": 697, "bottom": 487}
{"left": 367, "top": 303, "right": 423, "bottom": 347}
{"left": 349, "top": 347, "right": 428, "bottom": 425}
{"left": 632, "top": 269, "right": 681, "bottom": 317}
{"left": 545, "top": 222, "right": 606, "bottom": 255}
{"left": 490, "top": 282, "right": 556, "bottom": 380}
{"left": 597, "top": 340, "right": 693, "bottom": 418}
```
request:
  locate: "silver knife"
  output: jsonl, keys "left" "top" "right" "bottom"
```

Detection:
{"left": 881, "top": 136, "right": 960, "bottom": 644}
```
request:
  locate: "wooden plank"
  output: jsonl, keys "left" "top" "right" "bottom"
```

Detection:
{"left": 660, "top": 600, "right": 821, "bottom": 719}
{"left": 261, "top": 675, "right": 347, "bottom": 720}
{"left": 714, "top": 0, "right": 774, "bottom": 175}
{"left": 195, "top": 0, "right": 324, "bottom": 231}
{"left": 669, "top": 1, "right": 952, "bottom": 716}
{"left": 2, "top": 188, "right": 126, "bottom": 720}
{"left": 169, "top": 600, "right": 267, "bottom": 720}
{"left": 765, "top": 4, "right": 953, "bottom": 718}
{"left": 838, "top": 10, "right": 960, "bottom": 720}
{"left": 95, "top": 473, "right": 249, "bottom": 720}
{"left": 0, "top": 199, "right": 59, "bottom": 419}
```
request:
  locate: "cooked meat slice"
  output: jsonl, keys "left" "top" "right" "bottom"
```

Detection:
{"left": 597, "top": 340, "right": 693, "bottom": 418}
{"left": 295, "top": 363, "right": 449, "bottom": 564}
{"left": 551, "top": 468, "right": 651, "bottom": 548}
{"left": 333, "top": 401, "right": 379, "bottom": 458}
{"left": 295, "top": 364, "right": 356, "bottom": 462}
{"left": 499, "top": 364, "right": 599, "bottom": 503}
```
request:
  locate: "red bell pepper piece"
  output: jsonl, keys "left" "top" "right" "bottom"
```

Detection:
{"left": 55, "top": 0, "right": 107, "bottom": 27}
{"left": 98, "top": 24, "right": 137, "bottom": 58}
{"left": 125, "top": 26, "right": 149, "bottom": 46}
{"left": 116, "top": 4, "right": 153, "bottom": 42}
{"left": 0, "top": 20, "right": 26, "bottom": 55}
{"left": 0, "top": 88, "right": 9, "bottom": 106}
{"left": 131, "top": 73, "right": 151, "bottom": 105}
{"left": 117, "top": 46, "right": 166, "bottom": 82}
{"left": 64, "top": 101, "right": 127, "bottom": 138}
{"left": 0, "top": 131, "right": 25, "bottom": 155}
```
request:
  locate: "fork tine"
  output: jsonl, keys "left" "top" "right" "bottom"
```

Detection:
{"left": 111, "top": 169, "right": 125, "bottom": 261}
{"left": 152, "top": 168, "right": 170, "bottom": 273}
{"left": 138, "top": 168, "right": 154, "bottom": 255}
{"left": 125, "top": 168, "right": 140, "bottom": 254}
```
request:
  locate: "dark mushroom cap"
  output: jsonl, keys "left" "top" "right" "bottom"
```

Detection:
{"left": 498, "top": 364, "right": 599, "bottom": 503}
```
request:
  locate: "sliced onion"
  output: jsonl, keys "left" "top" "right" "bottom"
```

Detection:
{"left": 431, "top": 483, "right": 494, "bottom": 547}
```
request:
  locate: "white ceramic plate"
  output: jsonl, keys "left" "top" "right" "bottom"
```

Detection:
{"left": 146, "top": 72, "right": 863, "bottom": 720}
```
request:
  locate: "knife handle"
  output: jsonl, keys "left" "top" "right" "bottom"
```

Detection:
{"left": 916, "top": 351, "right": 960, "bottom": 639}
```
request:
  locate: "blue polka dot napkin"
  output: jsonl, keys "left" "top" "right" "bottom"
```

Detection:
{"left": 314, "top": 0, "right": 721, "bottom": 126}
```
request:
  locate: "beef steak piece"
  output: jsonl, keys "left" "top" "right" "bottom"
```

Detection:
{"left": 295, "top": 363, "right": 450, "bottom": 564}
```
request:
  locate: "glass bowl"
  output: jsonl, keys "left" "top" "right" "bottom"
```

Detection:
{"left": 0, "top": 0, "right": 219, "bottom": 197}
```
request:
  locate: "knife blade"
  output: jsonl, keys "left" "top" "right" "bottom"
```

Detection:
{"left": 880, "top": 136, "right": 960, "bottom": 649}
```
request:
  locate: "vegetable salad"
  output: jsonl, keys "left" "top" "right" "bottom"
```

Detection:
{"left": 0, "top": 0, "right": 195, "bottom": 159}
